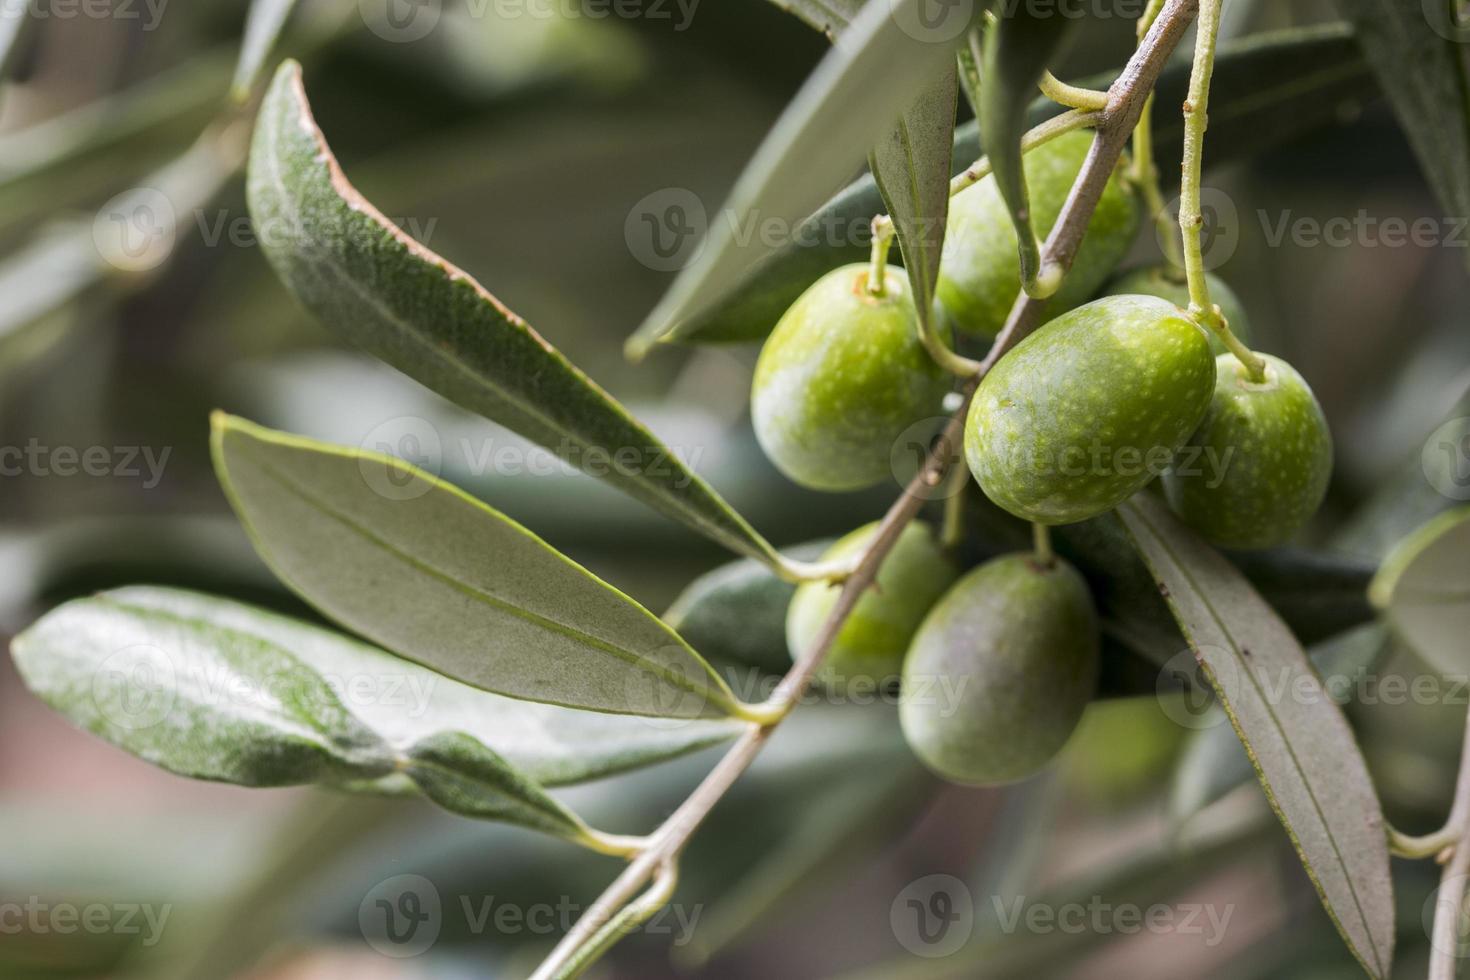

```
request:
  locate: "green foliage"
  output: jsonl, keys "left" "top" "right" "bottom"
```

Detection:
{"left": 900, "top": 554, "right": 1098, "bottom": 786}
{"left": 965, "top": 295, "right": 1215, "bottom": 524}
{"left": 1370, "top": 506, "right": 1470, "bottom": 675}
{"left": 212, "top": 413, "right": 747, "bottom": 721}
{"left": 1164, "top": 353, "right": 1334, "bottom": 549}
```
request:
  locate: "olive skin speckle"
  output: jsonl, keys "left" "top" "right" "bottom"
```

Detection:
{"left": 1163, "top": 353, "right": 1332, "bottom": 549}
{"left": 752, "top": 264, "right": 951, "bottom": 492}
{"left": 937, "top": 131, "right": 1141, "bottom": 339}
{"left": 787, "top": 521, "right": 959, "bottom": 695}
{"left": 900, "top": 554, "right": 1099, "bottom": 786}
{"left": 1102, "top": 265, "right": 1253, "bottom": 357}
{"left": 964, "top": 295, "right": 1216, "bottom": 525}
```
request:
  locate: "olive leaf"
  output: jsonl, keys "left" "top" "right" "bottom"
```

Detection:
{"left": 870, "top": 64, "right": 959, "bottom": 350}
{"left": 9, "top": 588, "right": 738, "bottom": 842}
{"left": 212, "top": 413, "right": 751, "bottom": 721}
{"left": 1332, "top": 0, "right": 1470, "bottom": 259}
{"left": 1370, "top": 506, "right": 1470, "bottom": 675}
{"left": 232, "top": 0, "right": 301, "bottom": 100}
{"left": 1169, "top": 623, "right": 1390, "bottom": 828}
{"left": 979, "top": 5, "right": 1078, "bottom": 294}
{"left": 623, "top": 0, "right": 982, "bottom": 358}
{"left": 1115, "top": 493, "right": 1394, "bottom": 979}
{"left": 0, "top": 0, "right": 33, "bottom": 80}
{"left": 662, "top": 24, "right": 1375, "bottom": 346}
{"left": 765, "top": 0, "right": 865, "bottom": 40}
{"left": 246, "top": 61, "right": 785, "bottom": 571}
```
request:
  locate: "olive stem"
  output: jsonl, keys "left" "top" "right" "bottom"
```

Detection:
{"left": 1032, "top": 522, "right": 1055, "bottom": 567}
{"left": 1128, "top": 0, "right": 1185, "bottom": 274}
{"left": 1039, "top": 71, "right": 1110, "bottom": 111}
{"left": 549, "top": 861, "right": 679, "bottom": 980}
{"left": 1426, "top": 699, "right": 1470, "bottom": 980}
{"left": 867, "top": 216, "right": 894, "bottom": 297}
{"left": 776, "top": 550, "right": 861, "bottom": 585}
{"left": 941, "top": 466, "right": 971, "bottom": 550}
{"left": 949, "top": 108, "right": 1102, "bottom": 198}
{"left": 1389, "top": 825, "right": 1462, "bottom": 861}
{"left": 529, "top": 6, "right": 1199, "bottom": 976}
{"left": 1178, "top": 0, "right": 1266, "bottom": 381}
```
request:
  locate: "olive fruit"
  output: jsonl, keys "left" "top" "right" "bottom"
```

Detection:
{"left": 1162, "top": 353, "right": 1332, "bottom": 549}
{"left": 1102, "top": 265, "right": 1252, "bottom": 357}
{"left": 752, "top": 264, "right": 950, "bottom": 492}
{"left": 900, "top": 553, "right": 1098, "bottom": 786}
{"left": 787, "top": 521, "right": 959, "bottom": 694}
{"left": 937, "top": 130, "right": 1141, "bottom": 338}
{"left": 965, "top": 295, "right": 1216, "bottom": 525}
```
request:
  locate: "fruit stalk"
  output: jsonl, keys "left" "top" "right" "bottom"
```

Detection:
{"left": 530, "top": 4, "right": 1201, "bottom": 975}
{"left": 1178, "top": 0, "right": 1267, "bottom": 380}
{"left": 1129, "top": 0, "right": 1186, "bottom": 273}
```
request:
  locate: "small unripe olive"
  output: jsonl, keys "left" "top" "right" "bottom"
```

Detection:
{"left": 752, "top": 264, "right": 950, "bottom": 492}
{"left": 937, "top": 130, "right": 1141, "bottom": 338}
{"left": 787, "top": 521, "right": 959, "bottom": 694}
{"left": 1102, "top": 265, "right": 1252, "bottom": 357}
{"left": 1163, "top": 353, "right": 1333, "bottom": 549}
{"left": 965, "top": 295, "right": 1216, "bottom": 525}
{"left": 900, "top": 553, "right": 1098, "bottom": 786}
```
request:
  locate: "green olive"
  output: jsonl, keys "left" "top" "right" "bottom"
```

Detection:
{"left": 787, "top": 521, "right": 959, "bottom": 694}
{"left": 900, "top": 553, "right": 1098, "bottom": 786}
{"left": 752, "top": 264, "right": 950, "bottom": 492}
{"left": 1163, "top": 353, "right": 1333, "bottom": 549}
{"left": 1102, "top": 265, "right": 1253, "bottom": 357}
{"left": 937, "top": 130, "right": 1141, "bottom": 339}
{"left": 965, "top": 295, "right": 1216, "bottom": 525}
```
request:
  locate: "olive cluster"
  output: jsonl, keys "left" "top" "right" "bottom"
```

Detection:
{"left": 752, "top": 132, "right": 1332, "bottom": 785}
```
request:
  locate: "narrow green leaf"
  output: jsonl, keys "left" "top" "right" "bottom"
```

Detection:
{"left": 246, "top": 61, "right": 783, "bottom": 569}
{"left": 625, "top": 0, "right": 981, "bottom": 357}
{"left": 232, "top": 0, "right": 301, "bottom": 100}
{"left": 212, "top": 414, "right": 748, "bottom": 721}
{"left": 662, "top": 25, "right": 1374, "bottom": 346}
{"left": 1370, "top": 506, "right": 1470, "bottom": 675}
{"left": 10, "top": 588, "right": 740, "bottom": 840}
{"left": 0, "top": 1, "right": 33, "bottom": 81}
{"left": 870, "top": 64, "right": 958, "bottom": 346}
{"left": 980, "top": 6, "right": 1077, "bottom": 292}
{"left": 1332, "top": 0, "right": 1470, "bottom": 252}
{"left": 1116, "top": 493, "right": 1394, "bottom": 979}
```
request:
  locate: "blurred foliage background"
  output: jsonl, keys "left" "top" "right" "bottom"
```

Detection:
{"left": 1, "top": 0, "right": 1468, "bottom": 977}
